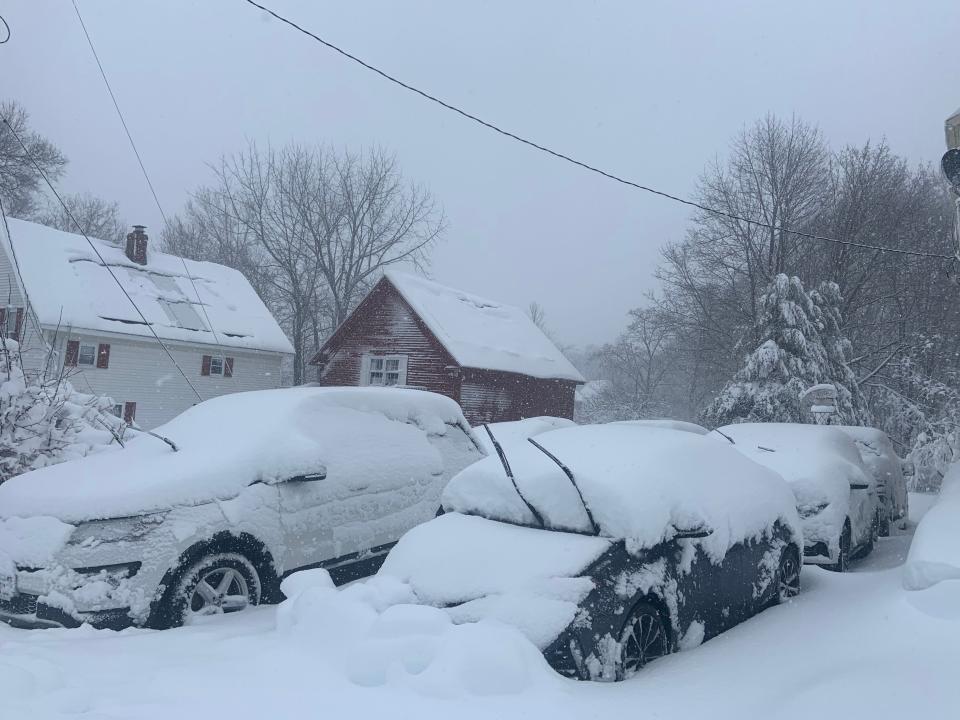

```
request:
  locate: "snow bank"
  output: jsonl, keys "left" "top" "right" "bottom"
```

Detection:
{"left": 443, "top": 423, "right": 801, "bottom": 559}
{"left": 385, "top": 271, "right": 584, "bottom": 382}
{"left": 380, "top": 512, "right": 609, "bottom": 648}
{"left": 718, "top": 423, "right": 868, "bottom": 546}
{"left": 0, "top": 387, "right": 470, "bottom": 523}
{"left": 904, "top": 465, "right": 960, "bottom": 590}
{"left": 475, "top": 416, "right": 575, "bottom": 454}
{"left": 4, "top": 217, "right": 293, "bottom": 353}
{"left": 275, "top": 566, "right": 557, "bottom": 697}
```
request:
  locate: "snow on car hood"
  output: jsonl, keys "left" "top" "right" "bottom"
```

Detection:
{"left": 442, "top": 423, "right": 801, "bottom": 561}
{"left": 0, "top": 387, "right": 468, "bottom": 524}
{"left": 379, "top": 512, "right": 611, "bottom": 649}
{"left": 718, "top": 423, "right": 868, "bottom": 541}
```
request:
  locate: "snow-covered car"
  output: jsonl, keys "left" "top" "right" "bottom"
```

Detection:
{"left": 0, "top": 387, "right": 483, "bottom": 630}
{"left": 836, "top": 426, "right": 908, "bottom": 536}
{"left": 613, "top": 419, "right": 709, "bottom": 435}
{"left": 378, "top": 423, "right": 803, "bottom": 680}
{"left": 903, "top": 464, "right": 960, "bottom": 590}
{"left": 474, "top": 416, "right": 575, "bottom": 455}
{"left": 718, "top": 423, "right": 880, "bottom": 571}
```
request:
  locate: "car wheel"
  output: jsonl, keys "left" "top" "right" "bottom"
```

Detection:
{"left": 618, "top": 601, "right": 670, "bottom": 679}
{"left": 828, "top": 523, "right": 851, "bottom": 573}
{"left": 170, "top": 553, "right": 262, "bottom": 626}
{"left": 775, "top": 549, "right": 800, "bottom": 603}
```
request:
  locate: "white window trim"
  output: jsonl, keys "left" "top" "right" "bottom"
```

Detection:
{"left": 209, "top": 356, "right": 224, "bottom": 376}
{"left": 360, "top": 353, "right": 408, "bottom": 387}
{"left": 78, "top": 343, "right": 97, "bottom": 367}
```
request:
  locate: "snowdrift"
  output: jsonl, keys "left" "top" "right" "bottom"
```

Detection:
{"left": 904, "top": 466, "right": 960, "bottom": 590}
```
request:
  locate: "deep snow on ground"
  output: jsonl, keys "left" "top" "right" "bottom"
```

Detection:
{"left": 1, "top": 494, "right": 957, "bottom": 720}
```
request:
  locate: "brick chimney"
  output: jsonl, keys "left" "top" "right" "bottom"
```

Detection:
{"left": 125, "top": 225, "right": 148, "bottom": 265}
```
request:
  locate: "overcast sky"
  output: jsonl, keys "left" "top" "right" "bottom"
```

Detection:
{"left": 4, "top": 0, "right": 958, "bottom": 347}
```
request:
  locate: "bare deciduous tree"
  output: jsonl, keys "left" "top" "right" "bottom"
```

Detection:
{"left": 0, "top": 100, "right": 67, "bottom": 218}
{"left": 35, "top": 192, "right": 126, "bottom": 244}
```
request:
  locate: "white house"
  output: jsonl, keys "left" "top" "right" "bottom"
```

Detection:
{"left": 0, "top": 218, "right": 294, "bottom": 429}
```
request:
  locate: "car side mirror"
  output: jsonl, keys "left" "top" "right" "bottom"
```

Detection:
{"left": 849, "top": 482, "right": 870, "bottom": 491}
{"left": 672, "top": 524, "right": 714, "bottom": 540}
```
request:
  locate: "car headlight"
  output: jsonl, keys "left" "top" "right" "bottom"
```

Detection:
{"left": 67, "top": 513, "right": 167, "bottom": 547}
{"left": 798, "top": 502, "right": 829, "bottom": 519}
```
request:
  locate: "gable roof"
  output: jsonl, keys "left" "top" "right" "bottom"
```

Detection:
{"left": 378, "top": 270, "right": 584, "bottom": 382}
{"left": 2, "top": 218, "right": 293, "bottom": 354}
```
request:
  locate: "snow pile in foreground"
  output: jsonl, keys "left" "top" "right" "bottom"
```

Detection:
{"left": 904, "top": 466, "right": 960, "bottom": 590}
{"left": 444, "top": 423, "right": 800, "bottom": 559}
{"left": 275, "top": 568, "right": 557, "bottom": 697}
{"left": 0, "top": 387, "right": 468, "bottom": 523}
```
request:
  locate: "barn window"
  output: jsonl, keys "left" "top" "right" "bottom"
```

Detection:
{"left": 209, "top": 356, "right": 224, "bottom": 375}
{"left": 361, "top": 354, "right": 407, "bottom": 387}
{"left": 78, "top": 344, "right": 97, "bottom": 366}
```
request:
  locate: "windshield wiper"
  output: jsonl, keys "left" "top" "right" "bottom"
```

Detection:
{"left": 528, "top": 437, "right": 600, "bottom": 536}
{"left": 481, "top": 424, "right": 544, "bottom": 528}
{"left": 145, "top": 430, "right": 178, "bottom": 452}
{"left": 712, "top": 427, "right": 736, "bottom": 445}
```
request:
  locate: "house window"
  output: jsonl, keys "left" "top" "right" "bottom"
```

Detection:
{"left": 362, "top": 354, "right": 407, "bottom": 386}
{"left": 78, "top": 344, "right": 97, "bottom": 366}
{"left": 112, "top": 404, "right": 123, "bottom": 417}
{"left": 201, "top": 355, "right": 234, "bottom": 377}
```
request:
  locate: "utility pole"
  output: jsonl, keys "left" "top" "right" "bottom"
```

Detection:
{"left": 943, "top": 109, "right": 960, "bottom": 260}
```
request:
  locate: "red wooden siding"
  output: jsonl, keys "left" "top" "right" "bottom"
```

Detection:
{"left": 316, "top": 281, "right": 460, "bottom": 401}
{"left": 459, "top": 369, "right": 577, "bottom": 424}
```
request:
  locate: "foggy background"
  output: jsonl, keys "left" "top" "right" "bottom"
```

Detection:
{"left": 3, "top": 0, "right": 957, "bottom": 346}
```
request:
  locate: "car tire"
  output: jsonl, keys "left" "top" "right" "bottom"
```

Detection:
{"left": 774, "top": 548, "right": 801, "bottom": 603}
{"left": 827, "top": 522, "right": 851, "bottom": 573}
{"left": 166, "top": 553, "right": 262, "bottom": 627}
{"left": 616, "top": 601, "right": 670, "bottom": 679}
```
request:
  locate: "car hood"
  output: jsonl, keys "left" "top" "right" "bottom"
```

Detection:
{"left": 0, "top": 387, "right": 454, "bottom": 524}
{"left": 379, "top": 513, "right": 612, "bottom": 649}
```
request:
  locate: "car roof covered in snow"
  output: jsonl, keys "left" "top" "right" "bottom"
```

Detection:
{"left": 613, "top": 419, "right": 709, "bottom": 435}
{"left": 475, "top": 416, "right": 576, "bottom": 455}
{"left": 383, "top": 270, "right": 585, "bottom": 382}
{"left": 0, "top": 387, "right": 471, "bottom": 523}
{"left": 443, "top": 423, "right": 800, "bottom": 558}
{"left": 2, "top": 218, "right": 294, "bottom": 354}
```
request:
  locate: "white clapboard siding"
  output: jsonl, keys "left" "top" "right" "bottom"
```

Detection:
{"left": 52, "top": 331, "right": 285, "bottom": 429}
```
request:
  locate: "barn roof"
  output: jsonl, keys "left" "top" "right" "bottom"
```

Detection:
{"left": 381, "top": 270, "right": 584, "bottom": 382}
{"left": 2, "top": 218, "right": 293, "bottom": 354}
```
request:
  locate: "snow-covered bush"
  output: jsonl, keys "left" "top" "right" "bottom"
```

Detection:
{"left": 0, "top": 340, "right": 126, "bottom": 484}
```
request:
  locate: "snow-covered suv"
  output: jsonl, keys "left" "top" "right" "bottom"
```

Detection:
{"left": 0, "top": 387, "right": 483, "bottom": 630}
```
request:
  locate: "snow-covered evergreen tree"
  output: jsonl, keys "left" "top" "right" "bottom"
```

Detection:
{"left": 702, "top": 274, "right": 829, "bottom": 427}
{"left": 0, "top": 340, "right": 128, "bottom": 484}
{"left": 810, "top": 281, "right": 872, "bottom": 425}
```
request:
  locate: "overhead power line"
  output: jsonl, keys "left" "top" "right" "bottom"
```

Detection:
{"left": 0, "top": 113, "right": 204, "bottom": 403}
{"left": 242, "top": 0, "right": 956, "bottom": 263}
{"left": 71, "top": 0, "right": 232, "bottom": 368}
{"left": 0, "top": 15, "right": 9, "bottom": 44}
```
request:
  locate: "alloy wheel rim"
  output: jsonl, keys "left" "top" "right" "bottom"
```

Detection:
{"left": 622, "top": 612, "right": 668, "bottom": 675}
{"left": 778, "top": 556, "right": 800, "bottom": 600}
{"left": 188, "top": 567, "right": 250, "bottom": 619}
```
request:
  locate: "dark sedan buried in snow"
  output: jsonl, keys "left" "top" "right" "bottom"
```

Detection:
{"left": 378, "top": 423, "right": 803, "bottom": 680}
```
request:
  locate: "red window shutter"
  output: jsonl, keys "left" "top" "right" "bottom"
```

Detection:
{"left": 13, "top": 308, "right": 23, "bottom": 341}
{"left": 201, "top": 355, "right": 211, "bottom": 376}
{"left": 123, "top": 401, "right": 137, "bottom": 423}
{"left": 96, "top": 343, "right": 111, "bottom": 369}
{"left": 65, "top": 340, "right": 80, "bottom": 367}
{"left": 224, "top": 357, "right": 234, "bottom": 378}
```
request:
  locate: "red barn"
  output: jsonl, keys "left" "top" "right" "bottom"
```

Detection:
{"left": 309, "top": 271, "right": 584, "bottom": 425}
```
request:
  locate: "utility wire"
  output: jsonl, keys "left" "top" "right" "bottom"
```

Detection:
{"left": 0, "top": 113, "right": 204, "bottom": 402}
{"left": 242, "top": 0, "right": 956, "bottom": 263}
{"left": 0, "top": 15, "right": 9, "bottom": 44}
{"left": 71, "top": 0, "right": 232, "bottom": 365}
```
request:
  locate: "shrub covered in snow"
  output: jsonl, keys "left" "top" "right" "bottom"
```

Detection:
{"left": 0, "top": 340, "right": 125, "bottom": 484}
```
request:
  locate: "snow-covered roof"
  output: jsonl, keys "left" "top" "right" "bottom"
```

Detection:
{"left": 383, "top": 270, "right": 584, "bottom": 382}
{"left": 443, "top": 423, "right": 800, "bottom": 559}
{"left": 0, "top": 387, "right": 470, "bottom": 523}
{"left": 2, "top": 218, "right": 293, "bottom": 354}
